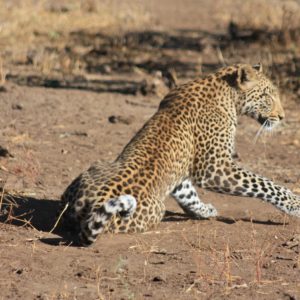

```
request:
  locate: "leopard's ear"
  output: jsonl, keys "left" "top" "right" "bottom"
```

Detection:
{"left": 236, "top": 65, "right": 258, "bottom": 91}
{"left": 252, "top": 63, "right": 263, "bottom": 73}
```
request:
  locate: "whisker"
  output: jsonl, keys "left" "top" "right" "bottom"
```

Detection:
{"left": 265, "top": 119, "right": 279, "bottom": 138}
{"left": 253, "top": 120, "right": 267, "bottom": 144}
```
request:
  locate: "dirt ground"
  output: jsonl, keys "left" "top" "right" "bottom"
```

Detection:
{"left": 0, "top": 1, "right": 300, "bottom": 299}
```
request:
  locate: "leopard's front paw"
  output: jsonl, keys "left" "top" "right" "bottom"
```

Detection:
{"left": 194, "top": 203, "right": 218, "bottom": 219}
{"left": 288, "top": 197, "right": 300, "bottom": 218}
{"left": 281, "top": 195, "right": 300, "bottom": 218}
{"left": 288, "top": 206, "right": 300, "bottom": 218}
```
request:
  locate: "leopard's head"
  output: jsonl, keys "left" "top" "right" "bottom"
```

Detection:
{"left": 234, "top": 64, "right": 285, "bottom": 130}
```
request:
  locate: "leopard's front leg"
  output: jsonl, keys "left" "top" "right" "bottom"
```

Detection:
{"left": 197, "top": 161, "right": 300, "bottom": 217}
{"left": 171, "top": 179, "right": 218, "bottom": 218}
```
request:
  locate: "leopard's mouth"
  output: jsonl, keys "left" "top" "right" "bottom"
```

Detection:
{"left": 257, "top": 115, "right": 268, "bottom": 125}
{"left": 257, "top": 115, "right": 280, "bottom": 131}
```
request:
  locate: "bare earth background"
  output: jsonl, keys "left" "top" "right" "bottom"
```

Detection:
{"left": 0, "top": 0, "right": 300, "bottom": 299}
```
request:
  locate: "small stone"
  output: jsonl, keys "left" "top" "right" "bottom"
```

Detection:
{"left": 108, "top": 115, "right": 117, "bottom": 124}
{"left": 152, "top": 275, "right": 166, "bottom": 283}
{"left": 0, "top": 146, "right": 13, "bottom": 157}
{"left": 108, "top": 115, "right": 133, "bottom": 125}
{"left": 12, "top": 103, "right": 23, "bottom": 110}
{"left": 75, "top": 272, "right": 83, "bottom": 277}
{"left": 15, "top": 268, "right": 23, "bottom": 275}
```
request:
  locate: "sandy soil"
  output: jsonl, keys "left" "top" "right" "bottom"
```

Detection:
{"left": 0, "top": 1, "right": 300, "bottom": 299}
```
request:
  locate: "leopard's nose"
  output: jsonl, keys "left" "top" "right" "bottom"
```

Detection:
{"left": 278, "top": 113, "right": 284, "bottom": 121}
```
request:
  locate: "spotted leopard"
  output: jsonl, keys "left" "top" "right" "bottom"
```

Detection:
{"left": 59, "top": 63, "right": 300, "bottom": 246}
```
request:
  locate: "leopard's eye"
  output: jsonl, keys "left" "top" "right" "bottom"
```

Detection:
{"left": 261, "top": 92, "right": 275, "bottom": 102}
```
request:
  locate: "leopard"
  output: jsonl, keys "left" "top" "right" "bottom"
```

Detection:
{"left": 59, "top": 63, "right": 300, "bottom": 246}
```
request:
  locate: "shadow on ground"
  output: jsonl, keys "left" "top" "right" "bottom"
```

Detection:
{"left": 0, "top": 194, "right": 286, "bottom": 248}
{"left": 163, "top": 210, "right": 286, "bottom": 225}
{"left": 7, "top": 27, "right": 300, "bottom": 98}
{"left": 0, "top": 193, "right": 80, "bottom": 246}
{"left": 0, "top": 193, "right": 59, "bottom": 231}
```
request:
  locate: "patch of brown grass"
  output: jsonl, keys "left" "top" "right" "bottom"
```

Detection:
{"left": 0, "top": 0, "right": 151, "bottom": 54}
{"left": 0, "top": 57, "right": 6, "bottom": 90}
{"left": 180, "top": 222, "right": 284, "bottom": 297}
{"left": 214, "top": 0, "right": 300, "bottom": 31}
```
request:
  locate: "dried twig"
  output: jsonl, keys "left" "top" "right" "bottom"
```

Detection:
{"left": 48, "top": 203, "right": 68, "bottom": 235}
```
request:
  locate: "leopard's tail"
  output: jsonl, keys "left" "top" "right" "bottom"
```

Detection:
{"left": 79, "top": 195, "right": 137, "bottom": 246}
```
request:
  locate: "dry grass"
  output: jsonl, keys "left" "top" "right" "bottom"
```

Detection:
{"left": 0, "top": 57, "right": 6, "bottom": 90}
{"left": 0, "top": 0, "right": 150, "bottom": 54}
{"left": 0, "top": 180, "right": 19, "bottom": 221}
{"left": 179, "top": 222, "right": 286, "bottom": 297}
{"left": 0, "top": 179, "right": 5, "bottom": 213}
{"left": 215, "top": 0, "right": 300, "bottom": 30}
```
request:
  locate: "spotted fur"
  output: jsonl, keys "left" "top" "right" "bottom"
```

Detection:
{"left": 60, "top": 63, "right": 300, "bottom": 246}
